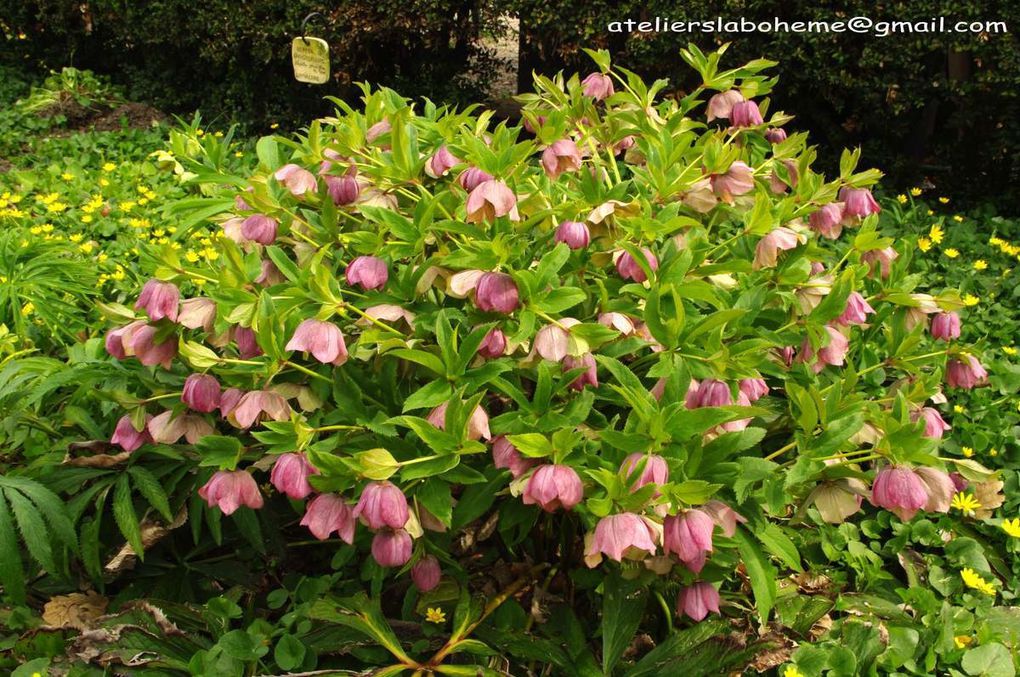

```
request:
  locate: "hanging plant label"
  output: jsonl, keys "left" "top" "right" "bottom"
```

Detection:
{"left": 291, "top": 37, "right": 330, "bottom": 84}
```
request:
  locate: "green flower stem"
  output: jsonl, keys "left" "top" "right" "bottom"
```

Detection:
{"left": 654, "top": 589, "right": 674, "bottom": 635}
{"left": 312, "top": 424, "right": 364, "bottom": 433}
{"left": 141, "top": 391, "right": 183, "bottom": 403}
{"left": 763, "top": 440, "right": 797, "bottom": 461}
{"left": 341, "top": 303, "right": 406, "bottom": 336}
{"left": 283, "top": 360, "right": 332, "bottom": 383}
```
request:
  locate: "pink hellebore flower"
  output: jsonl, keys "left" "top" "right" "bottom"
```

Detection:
{"left": 730, "top": 100, "right": 764, "bottom": 127}
{"left": 862, "top": 247, "right": 898, "bottom": 278}
{"left": 457, "top": 167, "right": 494, "bottom": 191}
{"left": 946, "top": 355, "right": 988, "bottom": 389}
{"left": 764, "top": 128, "right": 788, "bottom": 143}
{"left": 147, "top": 410, "right": 213, "bottom": 444}
{"left": 427, "top": 401, "right": 492, "bottom": 441}
{"left": 799, "top": 325, "right": 849, "bottom": 373}
{"left": 710, "top": 161, "right": 755, "bottom": 199}
{"left": 325, "top": 171, "right": 360, "bottom": 205}
{"left": 598, "top": 312, "right": 637, "bottom": 336}
{"left": 523, "top": 464, "right": 584, "bottom": 512}
{"left": 475, "top": 272, "right": 520, "bottom": 314}
{"left": 676, "top": 582, "right": 721, "bottom": 622}
{"left": 111, "top": 414, "right": 152, "bottom": 452}
{"left": 581, "top": 72, "right": 615, "bottom": 100}
{"left": 466, "top": 179, "right": 519, "bottom": 223}
{"left": 241, "top": 214, "right": 278, "bottom": 245}
{"left": 621, "top": 453, "right": 669, "bottom": 490}
{"left": 739, "top": 378, "right": 769, "bottom": 402}
{"left": 753, "top": 227, "right": 802, "bottom": 269}
{"left": 135, "top": 279, "right": 180, "bottom": 322}
{"left": 541, "top": 139, "right": 583, "bottom": 179}
{"left": 425, "top": 146, "right": 461, "bottom": 179}
{"left": 274, "top": 164, "right": 318, "bottom": 196}
{"left": 366, "top": 119, "right": 392, "bottom": 143}
{"left": 870, "top": 466, "right": 928, "bottom": 521}
{"left": 492, "top": 436, "right": 537, "bottom": 478}
{"left": 270, "top": 452, "right": 319, "bottom": 500}
{"left": 809, "top": 203, "right": 845, "bottom": 239}
{"left": 836, "top": 292, "right": 875, "bottom": 326}
{"left": 706, "top": 90, "right": 744, "bottom": 122}
{"left": 534, "top": 319, "right": 580, "bottom": 362}
{"left": 219, "top": 388, "right": 244, "bottom": 419}
{"left": 286, "top": 319, "right": 348, "bottom": 365}
{"left": 411, "top": 555, "right": 442, "bottom": 591}
{"left": 105, "top": 321, "right": 144, "bottom": 359}
{"left": 371, "top": 529, "right": 413, "bottom": 567}
{"left": 234, "top": 326, "right": 262, "bottom": 358}
{"left": 663, "top": 509, "right": 714, "bottom": 573}
{"left": 178, "top": 298, "right": 216, "bottom": 331}
{"left": 930, "top": 312, "right": 961, "bottom": 341}
{"left": 182, "top": 373, "right": 221, "bottom": 413}
{"left": 300, "top": 494, "right": 356, "bottom": 542}
{"left": 915, "top": 467, "right": 955, "bottom": 514}
{"left": 563, "top": 353, "right": 598, "bottom": 390}
{"left": 702, "top": 500, "right": 747, "bottom": 537}
{"left": 230, "top": 390, "right": 291, "bottom": 429}
{"left": 256, "top": 259, "right": 284, "bottom": 286}
{"left": 354, "top": 481, "right": 410, "bottom": 530}
{"left": 687, "top": 379, "right": 731, "bottom": 409}
{"left": 477, "top": 327, "right": 507, "bottom": 358}
{"left": 345, "top": 255, "right": 389, "bottom": 291}
{"left": 198, "top": 470, "right": 264, "bottom": 515}
{"left": 839, "top": 187, "right": 881, "bottom": 218}
{"left": 912, "top": 407, "right": 951, "bottom": 439}
{"left": 554, "top": 220, "right": 591, "bottom": 250}
{"left": 131, "top": 325, "right": 178, "bottom": 369}
{"left": 615, "top": 247, "right": 658, "bottom": 283}
{"left": 585, "top": 513, "right": 658, "bottom": 565}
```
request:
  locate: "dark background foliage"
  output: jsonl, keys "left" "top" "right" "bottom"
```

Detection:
{"left": 2, "top": 0, "right": 1019, "bottom": 208}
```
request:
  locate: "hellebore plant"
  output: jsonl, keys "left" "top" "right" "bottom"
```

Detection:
{"left": 95, "top": 45, "right": 1003, "bottom": 673}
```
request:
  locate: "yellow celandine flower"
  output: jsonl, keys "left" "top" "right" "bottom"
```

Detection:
{"left": 42, "top": 223, "right": 53, "bottom": 233}
{"left": 270, "top": 123, "right": 280, "bottom": 129}
{"left": 153, "top": 228, "right": 166, "bottom": 237}
{"left": 69, "top": 233, "right": 84, "bottom": 243}
{"left": 99, "top": 178, "right": 110, "bottom": 187}
{"left": 21, "top": 302, "right": 34, "bottom": 316}
{"left": 194, "top": 278, "right": 207, "bottom": 286}
{"left": 97, "top": 253, "right": 108, "bottom": 263}
{"left": 917, "top": 237, "right": 932, "bottom": 252}
{"left": 61, "top": 172, "right": 74, "bottom": 181}
{"left": 954, "top": 635, "right": 975, "bottom": 649}
{"left": 939, "top": 197, "right": 950, "bottom": 204}
{"left": 102, "top": 162, "right": 117, "bottom": 172}
{"left": 990, "top": 448, "right": 998, "bottom": 457}
{"left": 234, "top": 151, "right": 244, "bottom": 158}
{"left": 974, "top": 260, "right": 988, "bottom": 271}
{"left": 121, "top": 201, "right": 136, "bottom": 211}
{"left": 927, "top": 209, "right": 934, "bottom": 216}
{"left": 81, "top": 214, "right": 93, "bottom": 224}
{"left": 953, "top": 404, "right": 966, "bottom": 414}
{"left": 953, "top": 215, "right": 964, "bottom": 223}
{"left": 46, "top": 202, "right": 68, "bottom": 213}
{"left": 185, "top": 250, "right": 200, "bottom": 263}
{"left": 1004, "top": 346, "right": 1018, "bottom": 356}
{"left": 425, "top": 607, "right": 446, "bottom": 624}
{"left": 910, "top": 187, "right": 923, "bottom": 196}
{"left": 784, "top": 667, "right": 806, "bottom": 677}
{"left": 944, "top": 248, "right": 959, "bottom": 258}
{"left": 990, "top": 236, "right": 1005, "bottom": 246}
{"left": 961, "top": 447, "right": 974, "bottom": 458}
{"left": 79, "top": 242, "right": 94, "bottom": 254}
{"left": 952, "top": 492, "right": 982, "bottom": 516}
{"left": 897, "top": 194, "right": 908, "bottom": 204}
{"left": 1002, "top": 518, "right": 1020, "bottom": 538}
{"left": 138, "top": 197, "right": 149, "bottom": 206}
{"left": 196, "top": 129, "right": 205, "bottom": 136}
{"left": 963, "top": 294, "right": 979, "bottom": 306}
{"left": 167, "top": 226, "right": 177, "bottom": 234}
{"left": 929, "top": 224, "right": 945, "bottom": 243}
{"left": 960, "top": 568, "right": 996, "bottom": 595}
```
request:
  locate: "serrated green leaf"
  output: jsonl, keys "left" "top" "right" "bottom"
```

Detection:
{"left": 128, "top": 466, "right": 174, "bottom": 522}
{"left": 113, "top": 474, "right": 145, "bottom": 560}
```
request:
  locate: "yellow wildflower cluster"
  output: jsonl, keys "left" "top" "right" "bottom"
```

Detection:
{"left": 960, "top": 568, "right": 996, "bottom": 596}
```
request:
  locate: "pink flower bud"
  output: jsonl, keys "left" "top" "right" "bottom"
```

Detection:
{"left": 475, "top": 272, "right": 519, "bottom": 314}
{"left": 738, "top": 378, "right": 769, "bottom": 402}
{"left": 930, "top": 312, "right": 961, "bottom": 341}
{"left": 706, "top": 90, "right": 743, "bottom": 122}
{"left": 621, "top": 453, "right": 669, "bottom": 489}
{"left": 132, "top": 325, "right": 178, "bottom": 369}
{"left": 234, "top": 326, "right": 262, "bottom": 358}
{"left": 411, "top": 555, "right": 442, "bottom": 591}
{"left": 270, "top": 452, "right": 319, "bottom": 500}
{"left": 371, "top": 529, "right": 412, "bottom": 567}
{"left": 836, "top": 292, "right": 875, "bottom": 326}
{"left": 477, "top": 327, "right": 507, "bottom": 358}
{"left": 554, "top": 220, "right": 591, "bottom": 250}
{"left": 425, "top": 146, "right": 461, "bottom": 178}
{"left": 286, "top": 319, "right": 348, "bottom": 365}
{"left": 300, "top": 493, "right": 356, "bottom": 542}
{"left": 839, "top": 187, "right": 881, "bottom": 218}
{"left": 710, "top": 161, "right": 754, "bottom": 199}
{"left": 730, "top": 100, "right": 763, "bottom": 127}
{"left": 585, "top": 513, "right": 658, "bottom": 565}
{"left": 914, "top": 466, "right": 955, "bottom": 514}
{"left": 946, "top": 355, "right": 988, "bottom": 389}
{"left": 911, "top": 407, "right": 951, "bottom": 439}
{"left": 688, "top": 379, "right": 731, "bottom": 408}
{"left": 492, "top": 436, "right": 537, "bottom": 478}
{"left": 354, "top": 481, "right": 409, "bottom": 530}
{"left": 241, "top": 214, "right": 278, "bottom": 245}
{"left": 563, "top": 352, "right": 598, "bottom": 390}
{"left": 466, "top": 180, "right": 518, "bottom": 223}
{"left": 871, "top": 466, "right": 929, "bottom": 521}
{"left": 274, "top": 164, "right": 318, "bottom": 196}
{"left": 179, "top": 298, "right": 216, "bottom": 331}
{"left": 663, "top": 509, "right": 714, "bottom": 572}
{"left": 861, "top": 247, "right": 898, "bottom": 278}
{"left": 135, "top": 279, "right": 180, "bottom": 322}
{"left": 523, "top": 464, "right": 583, "bottom": 512}
{"left": 230, "top": 390, "right": 291, "bottom": 429}
{"left": 754, "top": 227, "right": 801, "bottom": 269}
{"left": 105, "top": 324, "right": 132, "bottom": 359}
{"left": 234, "top": 194, "right": 252, "bottom": 211}
{"left": 198, "top": 470, "right": 264, "bottom": 515}
{"left": 809, "top": 203, "right": 845, "bottom": 239}
{"left": 764, "top": 128, "right": 788, "bottom": 143}
{"left": 256, "top": 259, "right": 284, "bottom": 286}
{"left": 581, "top": 72, "right": 615, "bottom": 100}
{"left": 427, "top": 401, "right": 492, "bottom": 441}
{"left": 676, "top": 582, "right": 720, "bottom": 622}
{"left": 345, "top": 255, "right": 389, "bottom": 291}
{"left": 182, "top": 373, "right": 221, "bottom": 413}
{"left": 366, "top": 119, "right": 392, "bottom": 143}
{"left": 457, "top": 167, "right": 494, "bottom": 191}
{"left": 325, "top": 172, "right": 360, "bottom": 205}
{"left": 616, "top": 247, "right": 658, "bottom": 282}
{"left": 111, "top": 414, "right": 152, "bottom": 452}
{"left": 542, "top": 139, "right": 583, "bottom": 179}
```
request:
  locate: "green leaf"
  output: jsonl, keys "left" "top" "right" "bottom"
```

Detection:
{"left": 2, "top": 477, "right": 78, "bottom": 555}
{"left": 756, "top": 522, "right": 802, "bottom": 572}
{"left": 602, "top": 571, "right": 648, "bottom": 674}
{"left": 273, "top": 634, "right": 306, "bottom": 671}
{"left": 128, "top": 466, "right": 174, "bottom": 522}
{"left": 734, "top": 527, "right": 776, "bottom": 624}
{"left": 7, "top": 488, "right": 56, "bottom": 573}
{"left": 416, "top": 478, "right": 453, "bottom": 528}
{"left": 306, "top": 594, "right": 413, "bottom": 663}
{"left": 112, "top": 474, "right": 145, "bottom": 560}
{"left": 402, "top": 380, "right": 454, "bottom": 413}
{"left": 0, "top": 492, "right": 26, "bottom": 603}
{"left": 265, "top": 245, "right": 302, "bottom": 282}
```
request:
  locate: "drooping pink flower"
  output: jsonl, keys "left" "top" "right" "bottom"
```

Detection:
{"left": 710, "top": 161, "right": 755, "bottom": 199}
{"left": 522, "top": 464, "right": 583, "bottom": 512}
{"left": 808, "top": 203, "right": 844, "bottom": 239}
{"left": 836, "top": 292, "right": 875, "bottom": 326}
{"left": 768, "top": 160, "right": 799, "bottom": 194}
{"left": 911, "top": 407, "right": 951, "bottom": 439}
{"left": 862, "top": 247, "right": 898, "bottom": 278}
{"left": 457, "top": 167, "right": 494, "bottom": 191}
{"left": 753, "top": 227, "right": 801, "bottom": 269}
{"left": 598, "top": 312, "right": 636, "bottom": 336}
{"left": 131, "top": 325, "right": 178, "bottom": 369}
{"left": 182, "top": 373, "right": 221, "bottom": 413}
{"left": 425, "top": 146, "right": 461, "bottom": 179}
{"left": 198, "top": 470, "right": 264, "bottom": 515}
{"left": 555, "top": 220, "right": 591, "bottom": 250}
{"left": 354, "top": 481, "right": 409, "bottom": 530}
{"left": 534, "top": 322, "right": 572, "bottom": 362}
{"left": 663, "top": 509, "right": 714, "bottom": 572}
{"left": 234, "top": 326, "right": 263, "bottom": 358}
{"left": 701, "top": 500, "right": 747, "bottom": 537}
{"left": 178, "top": 298, "right": 216, "bottom": 331}
{"left": 219, "top": 388, "right": 244, "bottom": 419}
{"left": 366, "top": 119, "right": 392, "bottom": 143}
{"left": 914, "top": 467, "right": 955, "bottom": 514}
{"left": 466, "top": 180, "right": 518, "bottom": 223}
{"left": 615, "top": 247, "right": 658, "bottom": 282}
{"left": 234, "top": 193, "right": 252, "bottom": 211}
{"left": 286, "top": 319, "right": 348, "bottom": 365}
{"left": 930, "top": 312, "right": 961, "bottom": 341}
{"left": 946, "top": 355, "right": 988, "bottom": 389}
{"left": 274, "top": 164, "right": 318, "bottom": 196}
{"left": 135, "top": 279, "right": 180, "bottom": 322}
{"left": 492, "top": 436, "right": 537, "bottom": 478}
{"left": 105, "top": 322, "right": 141, "bottom": 359}
{"left": 687, "top": 379, "right": 731, "bottom": 408}
{"left": 676, "top": 582, "right": 721, "bottom": 622}
{"left": 541, "top": 139, "right": 583, "bottom": 179}
{"left": 839, "top": 187, "right": 881, "bottom": 218}
{"left": 241, "top": 214, "right": 278, "bottom": 245}
{"left": 147, "top": 410, "right": 213, "bottom": 444}
{"left": 256, "top": 259, "right": 284, "bottom": 286}
{"left": 427, "top": 401, "right": 492, "bottom": 441}
{"left": 730, "top": 100, "right": 764, "bottom": 127}
{"left": 706, "top": 90, "right": 744, "bottom": 122}
{"left": 738, "top": 378, "right": 769, "bottom": 402}
{"left": 621, "top": 453, "right": 669, "bottom": 490}
{"left": 871, "top": 466, "right": 928, "bottom": 521}
{"left": 808, "top": 480, "right": 866, "bottom": 524}
{"left": 798, "top": 325, "right": 849, "bottom": 373}
{"left": 300, "top": 493, "right": 356, "bottom": 542}
{"left": 345, "top": 256, "right": 389, "bottom": 291}
{"left": 585, "top": 513, "right": 658, "bottom": 565}
{"left": 371, "top": 529, "right": 412, "bottom": 567}
{"left": 111, "top": 414, "right": 152, "bottom": 452}
{"left": 582, "top": 72, "right": 615, "bottom": 100}
{"left": 270, "top": 452, "right": 319, "bottom": 500}
{"left": 325, "top": 171, "right": 360, "bottom": 205}
{"left": 477, "top": 327, "right": 507, "bottom": 358}
{"left": 563, "top": 353, "right": 598, "bottom": 390}
{"left": 475, "top": 272, "right": 519, "bottom": 314}
{"left": 411, "top": 555, "right": 442, "bottom": 591}
{"left": 764, "top": 128, "right": 788, "bottom": 143}
{"left": 230, "top": 390, "right": 291, "bottom": 429}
